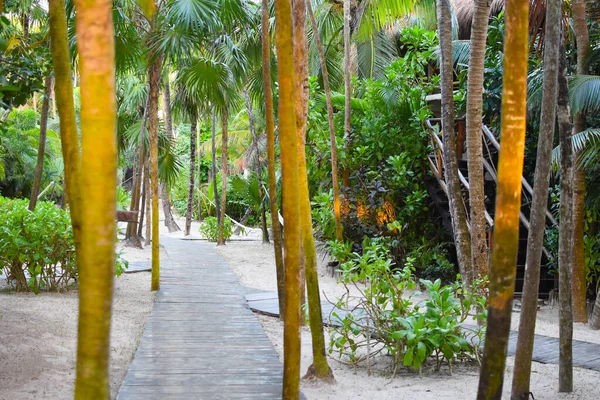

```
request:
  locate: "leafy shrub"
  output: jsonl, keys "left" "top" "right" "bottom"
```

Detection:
{"left": 200, "top": 216, "right": 233, "bottom": 242}
{"left": 328, "top": 240, "right": 487, "bottom": 374}
{"left": 0, "top": 197, "right": 76, "bottom": 293}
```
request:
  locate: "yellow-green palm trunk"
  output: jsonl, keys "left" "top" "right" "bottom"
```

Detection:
{"left": 275, "top": 0, "right": 302, "bottom": 396}
{"left": 217, "top": 108, "right": 229, "bottom": 246}
{"left": 48, "top": 0, "right": 82, "bottom": 249}
{"left": 261, "top": 0, "right": 286, "bottom": 317}
{"left": 476, "top": 0, "right": 528, "bottom": 398}
{"left": 72, "top": 0, "right": 117, "bottom": 397}
{"left": 148, "top": 55, "right": 163, "bottom": 291}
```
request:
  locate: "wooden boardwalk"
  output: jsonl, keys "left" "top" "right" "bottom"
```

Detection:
{"left": 247, "top": 292, "right": 600, "bottom": 373}
{"left": 117, "top": 237, "right": 283, "bottom": 400}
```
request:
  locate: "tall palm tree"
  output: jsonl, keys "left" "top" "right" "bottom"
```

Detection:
{"left": 477, "top": 0, "right": 529, "bottom": 398}
{"left": 161, "top": 75, "right": 181, "bottom": 232}
{"left": 72, "top": 0, "right": 117, "bottom": 396}
{"left": 511, "top": 0, "right": 561, "bottom": 397}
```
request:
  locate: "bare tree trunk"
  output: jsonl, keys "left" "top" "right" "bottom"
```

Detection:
{"left": 572, "top": 0, "right": 590, "bottom": 324}
{"left": 307, "top": 0, "right": 342, "bottom": 242}
{"left": 217, "top": 107, "right": 228, "bottom": 246}
{"left": 511, "top": 1, "right": 560, "bottom": 397}
{"left": 275, "top": 0, "right": 303, "bottom": 394}
{"left": 211, "top": 109, "right": 221, "bottom": 221}
{"left": 590, "top": 292, "right": 600, "bottom": 329}
{"left": 466, "top": 0, "right": 491, "bottom": 279}
{"left": 185, "top": 117, "right": 197, "bottom": 236}
{"left": 343, "top": 0, "right": 351, "bottom": 142}
{"left": 558, "top": 41, "right": 574, "bottom": 393}
{"left": 161, "top": 77, "right": 181, "bottom": 232}
{"left": 144, "top": 162, "right": 152, "bottom": 247}
{"left": 29, "top": 76, "right": 52, "bottom": 210}
{"left": 138, "top": 154, "right": 147, "bottom": 238}
{"left": 262, "top": 0, "right": 286, "bottom": 318}
{"left": 437, "top": 0, "right": 473, "bottom": 281}
{"left": 476, "top": 0, "right": 529, "bottom": 397}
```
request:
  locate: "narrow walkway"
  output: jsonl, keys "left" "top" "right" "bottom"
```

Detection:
{"left": 117, "top": 237, "right": 283, "bottom": 400}
{"left": 247, "top": 292, "right": 600, "bottom": 372}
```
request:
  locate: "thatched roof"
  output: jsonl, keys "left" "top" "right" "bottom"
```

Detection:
{"left": 454, "top": 0, "right": 506, "bottom": 40}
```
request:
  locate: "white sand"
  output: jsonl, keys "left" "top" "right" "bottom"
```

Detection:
{"left": 217, "top": 238, "right": 600, "bottom": 399}
{"left": 0, "top": 245, "right": 157, "bottom": 400}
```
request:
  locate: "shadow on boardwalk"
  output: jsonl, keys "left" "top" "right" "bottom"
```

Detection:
{"left": 117, "top": 237, "right": 283, "bottom": 400}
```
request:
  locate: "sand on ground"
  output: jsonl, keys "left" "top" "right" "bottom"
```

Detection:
{"left": 216, "top": 236, "right": 600, "bottom": 400}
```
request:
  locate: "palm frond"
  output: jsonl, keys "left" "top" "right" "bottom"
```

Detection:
{"left": 569, "top": 74, "right": 600, "bottom": 115}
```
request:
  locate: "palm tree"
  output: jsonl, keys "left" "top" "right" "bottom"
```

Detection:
{"left": 185, "top": 116, "right": 197, "bottom": 235}
{"left": 28, "top": 75, "right": 51, "bottom": 210}
{"left": 161, "top": 75, "right": 181, "bottom": 232}
{"left": 477, "top": 0, "right": 529, "bottom": 398}
{"left": 466, "top": 0, "right": 491, "bottom": 279}
{"left": 71, "top": 0, "right": 117, "bottom": 396}
{"left": 437, "top": 0, "right": 473, "bottom": 281}
{"left": 511, "top": 0, "right": 561, "bottom": 397}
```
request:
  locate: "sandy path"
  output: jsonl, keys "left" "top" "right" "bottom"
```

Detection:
{"left": 217, "top": 237, "right": 600, "bottom": 399}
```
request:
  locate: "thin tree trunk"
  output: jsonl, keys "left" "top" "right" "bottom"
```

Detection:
{"left": 307, "top": 0, "right": 342, "bottom": 242}
{"left": 148, "top": 54, "right": 163, "bottom": 291}
{"left": 437, "top": 0, "right": 473, "bottom": 281}
{"left": 161, "top": 77, "right": 181, "bottom": 232}
{"left": 50, "top": 77, "right": 57, "bottom": 119}
{"left": 144, "top": 162, "right": 152, "bottom": 246}
{"left": 29, "top": 76, "right": 52, "bottom": 210}
{"left": 72, "top": 0, "right": 117, "bottom": 396}
{"left": 590, "top": 291, "right": 600, "bottom": 329}
{"left": 48, "top": 0, "right": 82, "bottom": 252}
{"left": 343, "top": 0, "right": 351, "bottom": 142}
{"left": 510, "top": 1, "right": 560, "bottom": 397}
{"left": 217, "top": 107, "right": 228, "bottom": 246}
{"left": 572, "top": 0, "right": 590, "bottom": 324}
{"left": 243, "top": 88, "right": 269, "bottom": 243}
{"left": 186, "top": 117, "right": 197, "bottom": 236}
{"left": 476, "top": 0, "right": 529, "bottom": 398}
{"left": 211, "top": 109, "right": 221, "bottom": 221}
{"left": 138, "top": 154, "right": 147, "bottom": 238}
{"left": 262, "top": 0, "right": 286, "bottom": 319}
{"left": 275, "top": 0, "right": 302, "bottom": 395}
{"left": 557, "top": 41, "right": 574, "bottom": 393}
{"left": 293, "top": 0, "right": 333, "bottom": 381}
{"left": 466, "top": 0, "right": 491, "bottom": 280}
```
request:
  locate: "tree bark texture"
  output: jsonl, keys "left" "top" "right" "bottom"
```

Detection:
{"left": 148, "top": 54, "right": 163, "bottom": 291}
{"left": 72, "top": 0, "right": 117, "bottom": 396}
{"left": 186, "top": 117, "right": 197, "bottom": 236}
{"left": 29, "top": 76, "right": 52, "bottom": 210}
{"left": 161, "top": 78, "right": 181, "bottom": 232}
{"left": 510, "top": 0, "right": 560, "bottom": 397}
{"left": 476, "top": 0, "right": 529, "bottom": 398}
{"left": 125, "top": 104, "right": 148, "bottom": 247}
{"left": 293, "top": 0, "right": 333, "bottom": 381}
{"left": 558, "top": 42, "right": 574, "bottom": 393}
{"left": 138, "top": 153, "right": 147, "bottom": 238}
{"left": 572, "top": 0, "right": 590, "bottom": 324}
{"left": 590, "top": 290, "right": 600, "bottom": 329}
{"left": 343, "top": 0, "right": 351, "bottom": 142}
{"left": 211, "top": 109, "right": 221, "bottom": 221}
{"left": 275, "top": 0, "right": 302, "bottom": 395}
{"left": 144, "top": 161, "right": 152, "bottom": 247}
{"left": 307, "top": 0, "right": 342, "bottom": 242}
{"left": 217, "top": 107, "right": 229, "bottom": 246}
{"left": 262, "top": 0, "right": 286, "bottom": 319}
{"left": 437, "top": 0, "right": 473, "bottom": 281}
{"left": 48, "top": 0, "right": 83, "bottom": 252}
{"left": 466, "top": 0, "right": 491, "bottom": 279}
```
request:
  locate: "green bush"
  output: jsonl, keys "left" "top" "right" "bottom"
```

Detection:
{"left": 329, "top": 240, "right": 487, "bottom": 374}
{"left": 0, "top": 197, "right": 76, "bottom": 293}
{"left": 200, "top": 216, "right": 233, "bottom": 242}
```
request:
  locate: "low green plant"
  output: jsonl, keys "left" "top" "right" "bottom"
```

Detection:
{"left": 200, "top": 216, "right": 233, "bottom": 242}
{"left": 328, "top": 240, "right": 487, "bottom": 375}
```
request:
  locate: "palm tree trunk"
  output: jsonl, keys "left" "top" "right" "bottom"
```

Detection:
{"left": 557, "top": 41, "right": 574, "bottom": 393}
{"left": 211, "top": 109, "right": 221, "bottom": 220}
{"left": 72, "top": 0, "right": 117, "bottom": 396}
{"left": 243, "top": 88, "right": 269, "bottom": 243}
{"left": 148, "top": 54, "right": 163, "bottom": 291}
{"left": 29, "top": 76, "right": 52, "bottom": 210}
{"left": 572, "top": 0, "right": 590, "bottom": 324}
{"left": 186, "top": 117, "right": 197, "bottom": 236}
{"left": 138, "top": 153, "right": 147, "bottom": 238}
{"left": 437, "top": 0, "right": 473, "bottom": 281}
{"left": 144, "top": 162, "right": 152, "bottom": 246}
{"left": 511, "top": 1, "right": 561, "bottom": 397}
{"left": 217, "top": 107, "right": 228, "bottom": 246}
{"left": 125, "top": 104, "right": 148, "bottom": 247}
{"left": 343, "top": 0, "right": 351, "bottom": 142}
{"left": 476, "top": 0, "right": 529, "bottom": 398}
{"left": 48, "top": 0, "right": 82, "bottom": 251}
{"left": 262, "top": 0, "right": 286, "bottom": 318}
{"left": 293, "top": 0, "right": 333, "bottom": 381}
{"left": 590, "top": 292, "right": 600, "bottom": 329}
{"left": 161, "top": 78, "right": 181, "bottom": 232}
{"left": 275, "top": 0, "right": 302, "bottom": 395}
{"left": 307, "top": 0, "right": 342, "bottom": 242}
{"left": 466, "top": 0, "right": 491, "bottom": 279}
